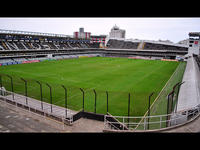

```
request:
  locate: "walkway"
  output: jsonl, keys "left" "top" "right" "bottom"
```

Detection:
{"left": 176, "top": 56, "right": 200, "bottom": 112}
{"left": 0, "top": 100, "right": 104, "bottom": 132}
{"left": 163, "top": 114, "right": 200, "bottom": 132}
{"left": 163, "top": 56, "right": 200, "bottom": 132}
{"left": 0, "top": 92, "right": 77, "bottom": 119}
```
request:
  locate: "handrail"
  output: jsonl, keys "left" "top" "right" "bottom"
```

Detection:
{"left": 104, "top": 105, "right": 200, "bottom": 131}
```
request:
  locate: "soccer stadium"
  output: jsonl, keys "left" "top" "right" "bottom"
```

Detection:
{"left": 0, "top": 23, "right": 200, "bottom": 132}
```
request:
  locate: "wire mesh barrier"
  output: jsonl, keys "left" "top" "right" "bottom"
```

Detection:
{"left": 149, "top": 62, "right": 186, "bottom": 116}
{"left": 135, "top": 62, "right": 187, "bottom": 130}
{"left": 193, "top": 54, "right": 200, "bottom": 70}
{"left": 103, "top": 62, "right": 189, "bottom": 131}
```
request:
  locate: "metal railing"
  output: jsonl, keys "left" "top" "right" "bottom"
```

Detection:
{"left": 104, "top": 105, "right": 200, "bottom": 131}
{"left": 0, "top": 87, "right": 74, "bottom": 124}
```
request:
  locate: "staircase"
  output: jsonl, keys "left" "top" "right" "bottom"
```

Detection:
{"left": 2, "top": 42, "right": 8, "bottom": 50}
{"left": 137, "top": 41, "right": 145, "bottom": 50}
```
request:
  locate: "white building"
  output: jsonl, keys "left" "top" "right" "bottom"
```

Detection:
{"left": 108, "top": 25, "right": 126, "bottom": 40}
{"left": 188, "top": 32, "right": 200, "bottom": 56}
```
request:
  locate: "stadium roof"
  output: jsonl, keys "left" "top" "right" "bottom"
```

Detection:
{"left": 0, "top": 29, "right": 72, "bottom": 38}
{"left": 122, "top": 38, "right": 188, "bottom": 48}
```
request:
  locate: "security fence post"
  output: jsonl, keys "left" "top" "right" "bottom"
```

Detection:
{"left": 0, "top": 75, "right": 2, "bottom": 95}
{"left": 166, "top": 91, "right": 173, "bottom": 127}
{"left": 93, "top": 89, "right": 97, "bottom": 113}
{"left": 36, "top": 81, "right": 43, "bottom": 110}
{"left": 175, "top": 81, "right": 185, "bottom": 113}
{"left": 80, "top": 88, "right": 84, "bottom": 112}
{"left": 106, "top": 91, "right": 108, "bottom": 114}
{"left": 171, "top": 82, "right": 180, "bottom": 113}
{"left": 127, "top": 93, "right": 130, "bottom": 129}
{"left": 20, "top": 78, "right": 28, "bottom": 105}
{"left": 6, "top": 75, "right": 14, "bottom": 100}
{"left": 166, "top": 94, "right": 170, "bottom": 127}
{"left": 61, "top": 85, "right": 67, "bottom": 118}
{"left": 46, "top": 83, "right": 52, "bottom": 113}
{"left": 147, "top": 92, "right": 154, "bottom": 130}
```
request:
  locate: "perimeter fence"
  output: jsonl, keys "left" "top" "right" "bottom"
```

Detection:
{"left": 0, "top": 73, "right": 137, "bottom": 118}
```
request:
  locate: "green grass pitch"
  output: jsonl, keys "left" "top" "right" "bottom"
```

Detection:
{"left": 0, "top": 57, "right": 180, "bottom": 117}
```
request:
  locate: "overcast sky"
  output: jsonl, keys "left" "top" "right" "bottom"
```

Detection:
{"left": 0, "top": 17, "right": 200, "bottom": 43}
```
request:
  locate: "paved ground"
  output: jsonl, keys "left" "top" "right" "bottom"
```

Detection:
{"left": 162, "top": 114, "right": 200, "bottom": 133}
{"left": 0, "top": 100, "right": 104, "bottom": 133}
{"left": 162, "top": 56, "right": 200, "bottom": 133}
{"left": 177, "top": 57, "right": 200, "bottom": 111}
{"left": 0, "top": 92, "right": 77, "bottom": 118}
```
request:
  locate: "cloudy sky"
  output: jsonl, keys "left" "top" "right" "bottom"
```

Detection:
{"left": 0, "top": 17, "right": 200, "bottom": 43}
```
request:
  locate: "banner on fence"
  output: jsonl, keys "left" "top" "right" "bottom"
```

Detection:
{"left": 7, "top": 62, "right": 13, "bottom": 65}
{"left": 1, "top": 63, "right": 7, "bottom": 66}
{"left": 22, "top": 60, "right": 40, "bottom": 64}
{"left": 161, "top": 59, "right": 178, "bottom": 62}
{"left": 79, "top": 56, "right": 88, "bottom": 58}
{"left": 128, "top": 56, "right": 151, "bottom": 60}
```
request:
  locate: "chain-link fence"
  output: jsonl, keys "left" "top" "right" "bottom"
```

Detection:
{"left": 125, "top": 62, "right": 186, "bottom": 130}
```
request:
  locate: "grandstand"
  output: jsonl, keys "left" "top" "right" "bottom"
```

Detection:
{"left": 0, "top": 29, "right": 189, "bottom": 65}
{"left": 0, "top": 29, "right": 102, "bottom": 64}
{"left": 106, "top": 39, "right": 188, "bottom": 59}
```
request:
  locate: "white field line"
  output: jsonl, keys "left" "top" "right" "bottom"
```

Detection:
{"left": 134, "top": 63, "right": 182, "bottom": 130}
